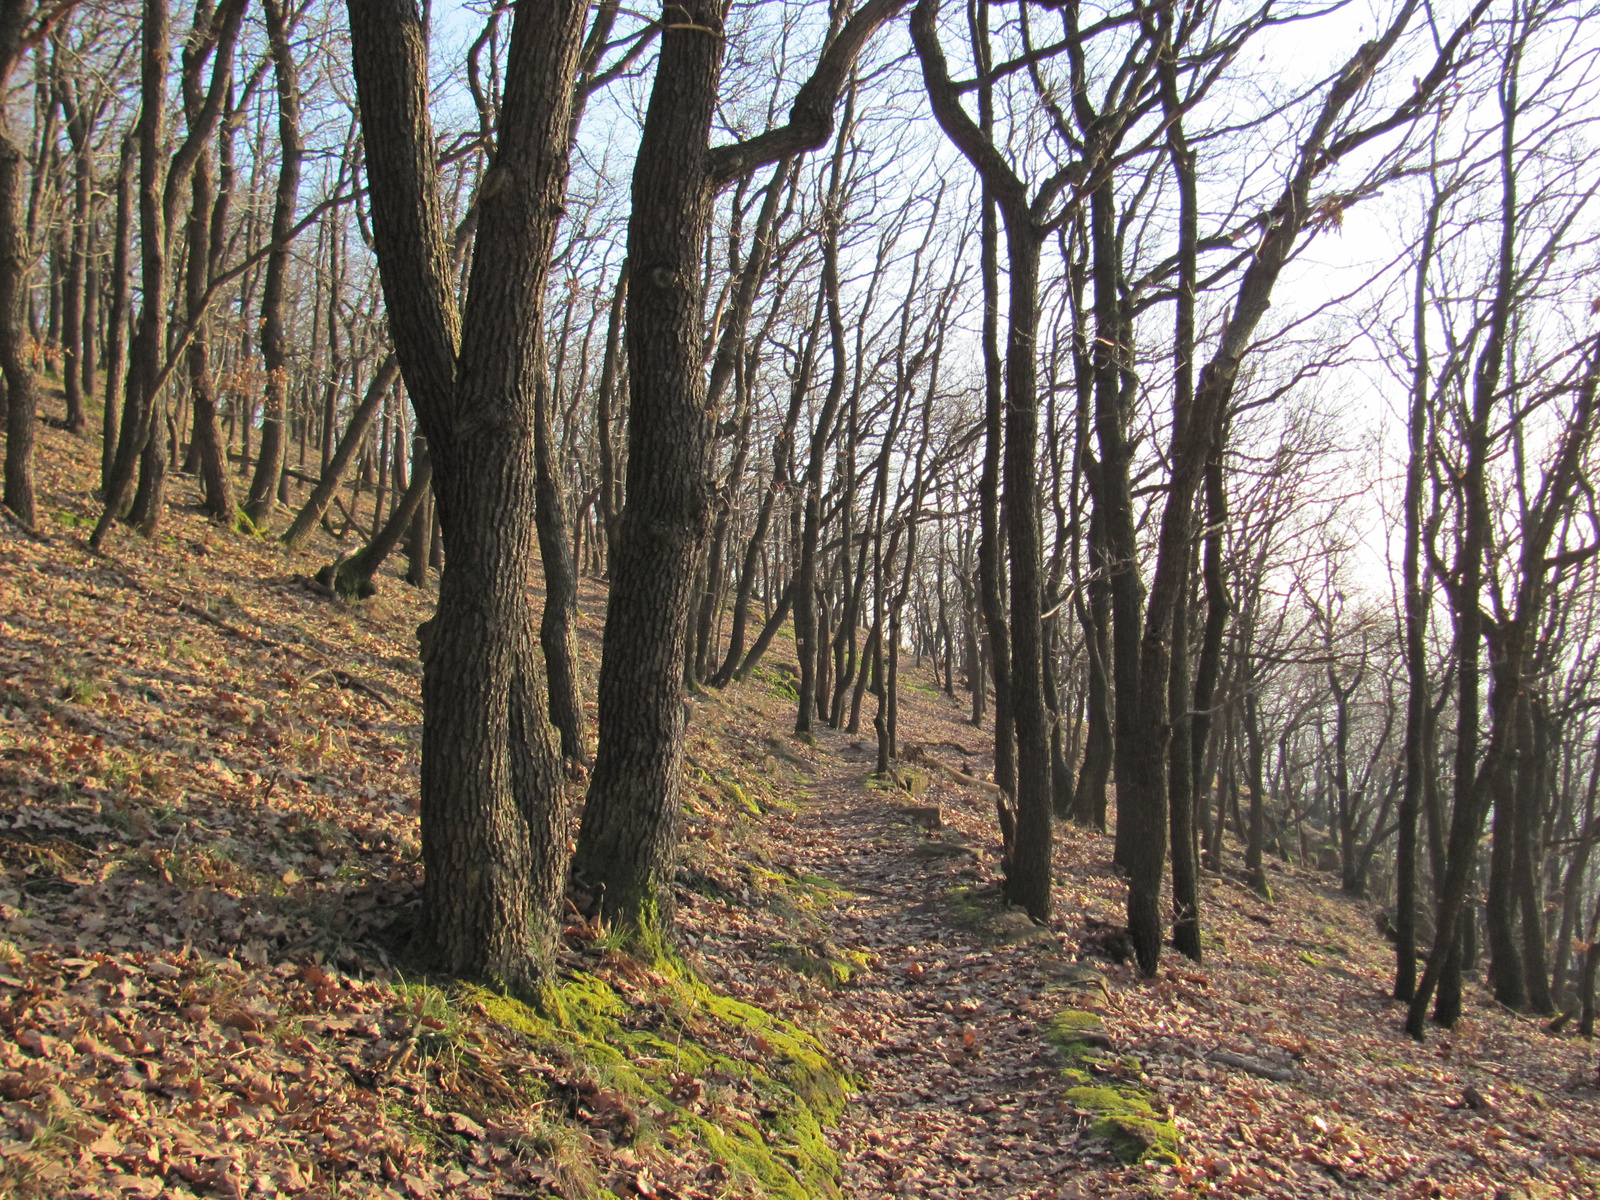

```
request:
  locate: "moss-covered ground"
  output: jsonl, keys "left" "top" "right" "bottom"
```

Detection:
{"left": 1044, "top": 1010, "right": 1181, "bottom": 1165}
{"left": 459, "top": 956, "right": 849, "bottom": 1199}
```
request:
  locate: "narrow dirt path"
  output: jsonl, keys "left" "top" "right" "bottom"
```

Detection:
{"left": 773, "top": 726, "right": 1119, "bottom": 1199}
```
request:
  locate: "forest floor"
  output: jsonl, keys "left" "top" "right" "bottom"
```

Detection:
{"left": 3, "top": 412, "right": 1600, "bottom": 1200}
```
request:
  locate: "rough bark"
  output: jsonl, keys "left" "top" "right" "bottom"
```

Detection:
{"left": 0, "top": 30, "right": 37, "bottom": 529}
{"left": 347, "top": 0, "right": 587, "bottom": 984}
{"left": 576, "top": 0, "right": 908, "bottom": 933}
{"left": 572, "top": 0, "right": 726, "bottom": 931}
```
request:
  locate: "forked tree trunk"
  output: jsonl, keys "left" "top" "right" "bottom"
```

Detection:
{"left": 348, "top": 0, "right": 588, "bottom": 983}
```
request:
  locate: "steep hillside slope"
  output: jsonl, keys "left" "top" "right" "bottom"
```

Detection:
{"left": 3, "top": 417, "right": 1600, "bottom": 1200}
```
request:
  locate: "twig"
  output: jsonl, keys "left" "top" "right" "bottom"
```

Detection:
{"left": 1208, "top": 1050, "right": 1296, "bottom": 1082}
{"left": 0, "top": 504, "right": 51, "bottom": 545}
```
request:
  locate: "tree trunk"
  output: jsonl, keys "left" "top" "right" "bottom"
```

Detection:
{"left": 1514, "top": 695, "right": 1553, "bottom": 1014}
{"left": 101, "top": 134, "right": 133, "bottom": 491}
{"left": 59, "top": 73, "right": 90, "bottom": 434}
{"left": 94, "top": 0, "right": 246, "bottom": 548}
{"left": 576, "top": 0, "right": 907, "bottom": 932}
{"left": 0, "top": 97, "right": 36, "bottom": 527}
{"left": 245, "top": 0, "right": 304, "bottom": 527}
{"left": 573, "top": 0, "right": 727, "bottom": 932}
{"left": 533, "top": 339, "right": 586, "bottom": 765}
{"left": 184, "top": 143, "right": 236, "bottom": 524}
{"left": 793, "top": 124, "right": 851, "bottom": 737}
{"left": 732, "top": 580, "right": 793, "bottom": 683}
{"left": 92, "top": 0, "right": 173, "bottom": 547}
{"left": 348, "top": 0, "right": 589, "bottom": 982}
{"left": 322, "top": 446, "right": 434, "bottom": 599}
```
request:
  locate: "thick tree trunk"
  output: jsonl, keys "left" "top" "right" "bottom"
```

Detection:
{"left": 577, "top": 0, "right": 907, "bottom": 931}
{"left": 0, "top": 120, "right": 36, "bottom": 528}
{"left": 348, "top": 0, "right": 588, "bottom": 982}
{"left": 575, "top": 0, "right": 726, "bottom": 930}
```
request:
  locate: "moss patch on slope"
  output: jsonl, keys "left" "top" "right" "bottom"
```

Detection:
{"left": 1045, "top": 1012, "right": 1180, "bottom": 1166}
{"left": 467, "top": 955, "right": 848, "bottom": 1198}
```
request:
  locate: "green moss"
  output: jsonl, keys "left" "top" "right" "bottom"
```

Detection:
{"left": 770, "top": 940, "right": 868, "bottom": 986}
{"left": 721, "top": 779, "right": 763, "bottom": 817}
{"left": 1043, "top": 1010, "right": 1112, "bottom": 1071}
{"left": 1088, "top": 1114, "right": 1181, "bottom": 1165}
{"left": 465, "top": 962, "right": 847, "bottom": 1198}
{"left": 943, "top": 885, "right": 992, "bottom": 931}
{"left": 1048, "top": 1011, "right": 1104, "bottom": 1037}
{"left": 1064, "top": 1086, "right": 1180, "bottom": 1165}
{"left": 793, "top": 873, "right": 852, "bottom": 901}
{"left": 1064, "top": 1085, "right": 1149, "bottom": 1114}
